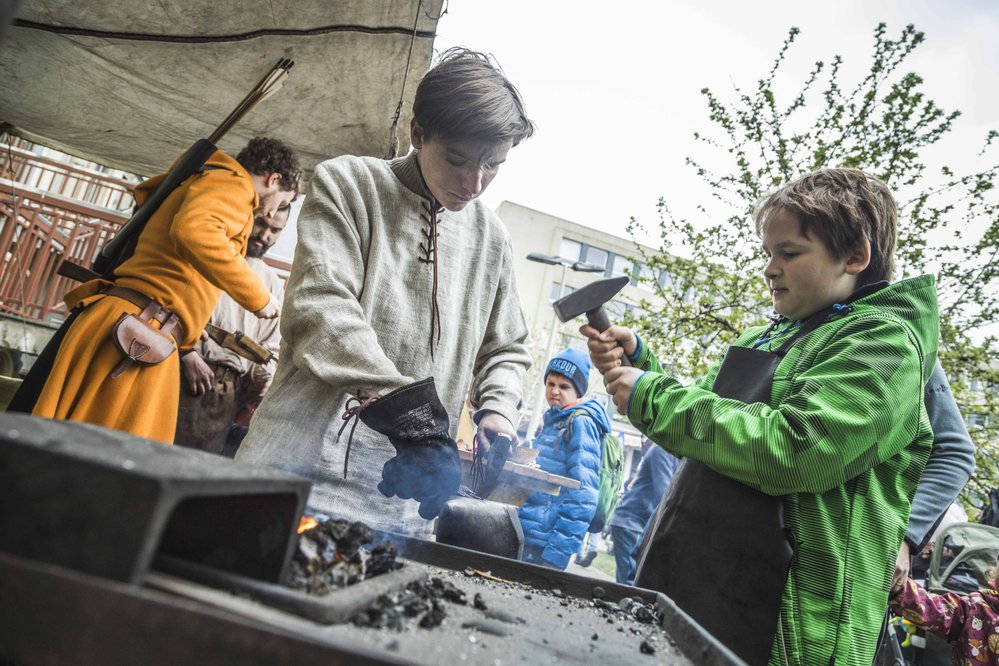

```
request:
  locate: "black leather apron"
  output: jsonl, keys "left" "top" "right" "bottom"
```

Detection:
{"left": 634, "top": 310, "right": 834, "bottom": 666}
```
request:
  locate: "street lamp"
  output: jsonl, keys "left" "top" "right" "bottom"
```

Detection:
{"left": 524, "top": 252, "right": 606, "bottom": 441}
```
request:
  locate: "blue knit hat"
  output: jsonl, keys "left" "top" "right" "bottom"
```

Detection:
{"left": 545, "top": 348, "right": 590, "bottom": 398}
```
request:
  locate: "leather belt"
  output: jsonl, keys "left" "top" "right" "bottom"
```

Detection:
{"left": 104, "top": 285, "right": 185, "bottom": 344}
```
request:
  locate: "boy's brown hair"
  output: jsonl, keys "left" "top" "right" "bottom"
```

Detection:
{"left": 753, "top": 168, "right": 898, "bottom": 285}
{"left": 413, "top": 47, "right": 535, "bottom": 147}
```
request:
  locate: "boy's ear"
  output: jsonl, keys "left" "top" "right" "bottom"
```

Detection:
{"left": 266, "top": 172, "right": 282, "bottom": 189}
{"left": 411, "top": 118, "right": 424, "bottom": 149}
{"left": 845, "top": 238, "right": 872, "bottom": 276}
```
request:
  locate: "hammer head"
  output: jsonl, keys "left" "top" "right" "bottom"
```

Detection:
{"left": 553, "top": 276, "right": 629, "bottom": 322}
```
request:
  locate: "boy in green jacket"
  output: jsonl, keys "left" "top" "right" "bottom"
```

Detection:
{"left": 583, "top": 168, "right": 938, "bottom": 665}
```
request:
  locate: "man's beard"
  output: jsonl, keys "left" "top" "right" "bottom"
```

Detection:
{"left": 246, "top": 239, "right": 268, "bottom": 258}
{"left": 247, "top": 216, "right": 270, "bottom": 258}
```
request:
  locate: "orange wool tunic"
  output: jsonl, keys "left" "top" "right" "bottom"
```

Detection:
{"left": 33, "top": 151, "right": 272, "bottom": 443}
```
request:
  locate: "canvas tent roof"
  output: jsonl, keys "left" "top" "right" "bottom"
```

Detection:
{"left": 0, "top": 1, "right": 445, "bottom": 177}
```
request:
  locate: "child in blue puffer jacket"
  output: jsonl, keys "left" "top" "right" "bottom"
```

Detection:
{"left": 519, "top": 348, "right": 611, "bottom": 570}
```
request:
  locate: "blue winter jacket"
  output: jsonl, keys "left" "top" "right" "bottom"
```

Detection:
{"left": 518, "top": 398, "right": 610, "bottom": 569}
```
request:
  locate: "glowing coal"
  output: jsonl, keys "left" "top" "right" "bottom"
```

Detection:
{"left": 287, "top": 517, "right": 401, "bottom": 595}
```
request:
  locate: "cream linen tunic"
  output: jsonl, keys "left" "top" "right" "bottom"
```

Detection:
{"left": 236, "top": 151, "right": 531, "bottom": 537}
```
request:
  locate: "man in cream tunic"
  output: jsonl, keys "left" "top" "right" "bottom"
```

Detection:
{"left": 237, "top": 49, "right": 535, "bottom": 537}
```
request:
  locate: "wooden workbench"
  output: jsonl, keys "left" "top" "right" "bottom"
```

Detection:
{"left": 458, "top": 448, "right": 580, "bottom": 506}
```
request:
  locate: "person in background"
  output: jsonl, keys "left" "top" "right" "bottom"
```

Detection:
{"left": 174, "top": 197, "right": 296, "bottom": 455}
{"left": 519, "top": 348, "right": 610, "bottom": 570}
{"left": 893, "top": 363, "right": 977, "bottom": 588}
{"left": 911, "top": 503, "right": 971, "bottom": 583}
{"left": 236, "top": 48, "right": 535, "bottom": 535}
{"left": 607, "top": 437, "right": 681, "bottom": 584}
{"left": 890, "top": 550, "right": 999, "bottom": 664}
{"left": 32, "top": 136, "right": 298, "bottom": 443}
{"left": 573, "top": 527, "right": 600, "bottom": 568}
{"left": 869, "top": 362, "right": 977, "bottom": 665}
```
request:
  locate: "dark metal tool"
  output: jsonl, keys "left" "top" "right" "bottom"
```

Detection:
{"left": 434, "top": 496, "right": 524, "bottom": 559}
{"left": 553, "top": 275, "right": 631, "bottom": 366}
{"left": 472, "top": 432, "right": 514, "bottom": 499}
{"left": 204, "top": 323, "right": 273, "bottom": 364}
{"left": 440, "top": 433, "right": 520, "bottom": 558}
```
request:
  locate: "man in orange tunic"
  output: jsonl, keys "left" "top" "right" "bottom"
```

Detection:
{"left": 33, "top": 137, "right": 301, "bottom": 444}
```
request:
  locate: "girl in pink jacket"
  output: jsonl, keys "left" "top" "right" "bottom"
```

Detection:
{"left": 891, "top": 554, "right": 999, "bottom": 664}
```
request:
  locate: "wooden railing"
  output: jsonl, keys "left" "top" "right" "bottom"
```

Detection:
{"left": 3, "top": 143, "right": 136, "bottom": 212}
{"left": 0, "top": 140, "right": 138, "bottom": 321}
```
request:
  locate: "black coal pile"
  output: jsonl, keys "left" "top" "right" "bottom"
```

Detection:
{"left": 348, "top": 566, "right": 675, "bottom": 656}
{"left": 287, "top": 518, "right": 401, "bottom": 595}
{"left": 594, "top": 591, "right": 662, "bottom": 625}
{"left": 312, "top": 563, "right": 701, "bottom": 663}
{"left": 351, "top": 576, "right": 471, "bottom": 631}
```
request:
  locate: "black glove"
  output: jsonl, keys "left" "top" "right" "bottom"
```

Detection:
{"left": 359, "top": 378, "right": 462, "bottom": 520}
{"left": 378, "top": 445, "right": 462, "bottom": 519}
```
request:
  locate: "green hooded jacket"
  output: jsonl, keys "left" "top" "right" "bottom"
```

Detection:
{"left": 628, "top": 275, "right": 939, "bottom": 665}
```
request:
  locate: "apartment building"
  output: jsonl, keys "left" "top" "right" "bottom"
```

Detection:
{"left": 496, "top": 200, "right": 668, "bottom": 475}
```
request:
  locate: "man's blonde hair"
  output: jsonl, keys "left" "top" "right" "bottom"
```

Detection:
{"left": 753, "top": 168, "right": 898, "bottom": 285}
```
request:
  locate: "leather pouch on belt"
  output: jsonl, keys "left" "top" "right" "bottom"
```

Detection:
{"left": 110, "top": 313, "right": 177, "bottom": 378}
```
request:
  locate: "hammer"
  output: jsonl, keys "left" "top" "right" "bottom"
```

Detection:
{"left": 553, "top": 276, "right": 632, "bottom": 366}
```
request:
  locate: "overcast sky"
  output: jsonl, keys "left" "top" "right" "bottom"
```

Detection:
{"left": 432, "top": 0, "right": 999, "bottom": 248}
{"left": 271, "top": 1, "right": 998, "bottom": 262}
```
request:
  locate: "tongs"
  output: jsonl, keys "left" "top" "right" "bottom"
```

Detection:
{"left": 469, "top": 432, "right": 514, "bottom": 499}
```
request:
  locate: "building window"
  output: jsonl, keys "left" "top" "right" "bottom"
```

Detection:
{"left": 555, "top": 332, "right": 587, "bottom": 353}
{"left": 610, "top": 253, "right": 631, "bottom": 278}
{"left": 632, "top": 262, "right": 654, "bottom": 286}
{"left": 606, "top": 299, "right": 628, "bottom": 319}
{"left": 658, "top": 270, "right": 674, "bottom": 290}
{"left": 550, "top": 282, "right": 575, "bottom": 302}
{"left": 583, "top": 246, "right": 609, "bottom": 272}
{"left": 559, "top": 238, "right": 582, "bottom": 262}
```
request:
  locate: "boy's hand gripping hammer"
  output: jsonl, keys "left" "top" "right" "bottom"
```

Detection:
{"left": 552, "top": 276, "right": 632, "bottom": 367}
